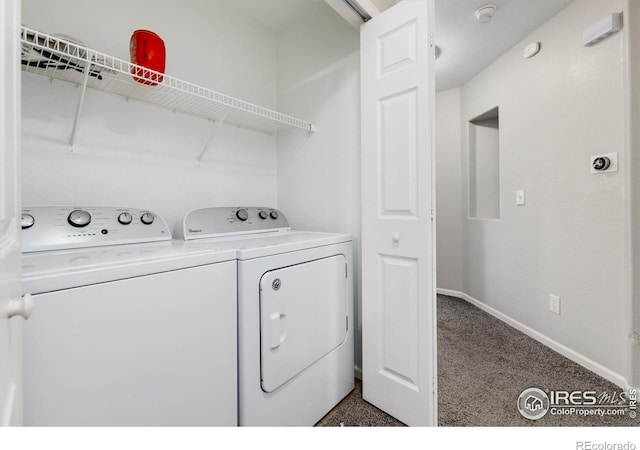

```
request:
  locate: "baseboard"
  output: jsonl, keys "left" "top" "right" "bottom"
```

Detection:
{"left": 437, "top": 288, "right": 466, "bottom": 299}
{"left": 437, "top": 288, "right": 630, "bottom": 390}
{"left": 354, "top": 365, "right": 362, "bottom": 380}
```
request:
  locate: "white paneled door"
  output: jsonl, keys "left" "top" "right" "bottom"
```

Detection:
{"left": 0, "top": 0, "right": 24, "bottom": 426}
{"left": 361, "top": 0, "right": 436, "bottom": 426}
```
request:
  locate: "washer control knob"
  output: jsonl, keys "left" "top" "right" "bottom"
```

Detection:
{"left": 68, "top": 210, "right": 91, "bottom": 228}
{"left": 140, "top": 212, "right": 155, "bottom": 225}
{"left": 269, "top": 210, "right": 279, "bottom": 220}
{"left": 236, "top": 209, "right": 249, "bottom": 222}
{"left": 118, "top": 212, "right": 133, "bottom": 225}
{"left": 21, "top": 214, "right": 35, "bottom": 229}
{"left": 258, "top": 211, "right": 268, "bottom": 220}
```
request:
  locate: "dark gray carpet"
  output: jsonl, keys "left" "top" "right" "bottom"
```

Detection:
{"left": 317, "top": 295, "right": 638, "bottom": 427}
{"left": 315, "top": 379, "right": 404, "bottom": 426}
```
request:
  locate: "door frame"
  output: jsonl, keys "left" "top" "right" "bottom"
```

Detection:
{"left": 0, "top": 0, "right": 23, "bottom": 427}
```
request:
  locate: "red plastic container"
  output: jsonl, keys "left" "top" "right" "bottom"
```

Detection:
{"left": 130, "top": 30, "right": 165, "bottom": 86}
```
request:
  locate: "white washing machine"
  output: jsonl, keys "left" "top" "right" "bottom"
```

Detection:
{"left": 176, "top": 206, "right": 354, "bottom": 426}
{"left": 21, "top": 206, "right": 238, "bottom": 426}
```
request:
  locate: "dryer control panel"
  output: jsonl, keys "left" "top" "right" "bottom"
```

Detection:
{"left": 176, "top": 207, "right": 290, "bottom": 240}
{"left": 21, "top": 206, "right": 171, "bottom": 253}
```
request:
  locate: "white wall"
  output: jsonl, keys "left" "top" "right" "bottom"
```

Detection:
{"left": 21, "top": 0, "right": 280, "bottom": 229}
{"left": 276, "top": 6, "right": 361, "bottom": 372}
{"left": 435, "top": 88, "right": 463, "bottom": 292}
{"left": 447, "top": 0, "right": 629, "bottom": 385}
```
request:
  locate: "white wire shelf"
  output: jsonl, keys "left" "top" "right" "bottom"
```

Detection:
{"left": 20, "top": 26, "right": 315, "bottom": 138}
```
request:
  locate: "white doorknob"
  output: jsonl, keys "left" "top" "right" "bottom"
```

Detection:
{"left": 392, "top": 233, "right": 401, "bottom": 243}
{"left": 7, "top": 293, "right": 34, "bottom": 320}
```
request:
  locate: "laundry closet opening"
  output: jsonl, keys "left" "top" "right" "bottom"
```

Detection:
{"left": 434, "top": 0, "right": 633, "bottom": 426}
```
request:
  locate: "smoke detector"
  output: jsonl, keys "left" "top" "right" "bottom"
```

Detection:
{"left": 475, "top": 4, "right": 497, "bottom": 23}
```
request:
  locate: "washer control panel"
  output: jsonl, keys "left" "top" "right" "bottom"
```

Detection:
{"left": 176, "top": 207, "right": 290, "bottom": 240}
{"left": 21, "top": 206, "right": 171, "bottom": 253}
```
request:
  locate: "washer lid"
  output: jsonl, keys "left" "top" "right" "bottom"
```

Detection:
{"left": 22, "top": 241, "right": 236, "bottom": 294}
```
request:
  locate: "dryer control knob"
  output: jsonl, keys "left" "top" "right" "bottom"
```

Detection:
{"left": 269, "top": 210, "right": 279, "bottom": 220}
{"left": 258, "top": 211, "right": 268, "bottom": 220}
{"left": 68, "top": 210, "right": 91, "bottom": 228}
{"left": 118, "top": 212, "right": 133, "bottom": 225}
{"left": 236, "top": 209, "right": 249, "bottom": 222}
{"left": 21, "top": 214, "right": 35, "bottom": 229}
{"left": 140, "top": 212, "right": 155, "bottom": 225}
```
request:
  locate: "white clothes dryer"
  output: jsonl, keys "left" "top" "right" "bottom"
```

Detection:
{"left": 21, "top": 206, "right": 238, "bottom": 426}
{"left": 176, "top": 207, "right": 354, "bottom": 426}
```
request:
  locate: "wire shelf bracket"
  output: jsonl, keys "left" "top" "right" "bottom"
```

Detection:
{"left": 197, "top": 111, "right": 229, "bottom": 163}
{"left": 68, "top": 57, "right": 91, "bottom": 150}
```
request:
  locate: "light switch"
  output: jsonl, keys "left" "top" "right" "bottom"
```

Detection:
{"left": 516, "top": 189, "right": 525, "bottom": 206}
{"left": 549, "top": 295, "right": 561, "bottom": 315}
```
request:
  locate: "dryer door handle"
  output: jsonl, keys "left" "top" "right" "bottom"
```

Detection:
{"left": 268, "top": 312, "right": 287, "bottom": 350}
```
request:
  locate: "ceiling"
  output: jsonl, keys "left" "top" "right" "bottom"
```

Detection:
{"left": 229, "top": 0, "right": 326, "bottom": 32}
{"left": 434, "top": 0, "right": 574, "bottom": 91}
{"left": 227, "top": 0, "right": 575, "bottom": 92}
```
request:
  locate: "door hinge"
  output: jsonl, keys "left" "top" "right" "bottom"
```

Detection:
{"left": 428, "top": 32, "right": 434, "bottom": 48}
{"left": 430, "top": 207, "right": 435, "bottom": 221}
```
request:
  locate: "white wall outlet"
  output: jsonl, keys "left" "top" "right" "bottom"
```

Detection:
{"left": 549, "top": 294, "right": 561, "bottom": 315}
{"left": 516, "top": 189, "right": 525, "bottom": 206}
{"left": 590, "top": 152, "right": 618, "bottom": 174}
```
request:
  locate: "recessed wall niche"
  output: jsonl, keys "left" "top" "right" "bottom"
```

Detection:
{"left": 468, "top": 107, "right": 500, "bottom": 219}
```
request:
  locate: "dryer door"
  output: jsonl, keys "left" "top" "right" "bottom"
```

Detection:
{"left": 259, "top": 255, "right": 347, "bottom": 393}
